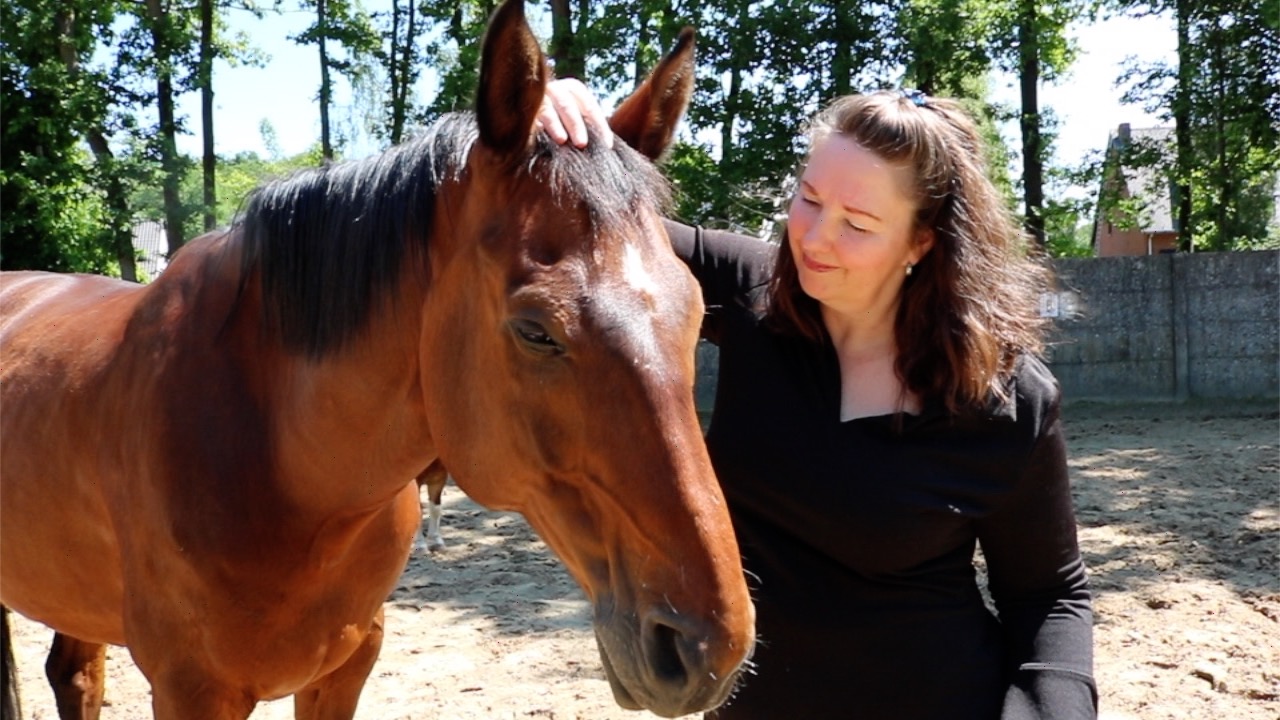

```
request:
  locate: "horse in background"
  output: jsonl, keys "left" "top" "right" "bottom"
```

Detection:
{"left": 414, "top": 461, "right": 450, "bottom": 554}
{"left": 0, "top": 1, "right": 754, "bottom": 718}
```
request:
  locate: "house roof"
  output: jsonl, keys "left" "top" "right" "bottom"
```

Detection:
{"left": 132, "top": 220, "right": 169, "bottom": 280}
{"left": 1103, "top": 125, "right": 1177, "bottom": 234}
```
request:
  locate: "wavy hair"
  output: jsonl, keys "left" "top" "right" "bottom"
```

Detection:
{"left": 765, "top": 91, "right": 1054, "bottom": 414}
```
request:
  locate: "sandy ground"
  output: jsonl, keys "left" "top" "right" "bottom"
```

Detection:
{"left": 7, "top": 400, "right": 1279, "bottom": 719}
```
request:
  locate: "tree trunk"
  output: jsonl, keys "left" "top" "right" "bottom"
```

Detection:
{"left": 146, "top": 0, "right": 185, "bottom": 256}
{"left": 831, "top": 0, "right": 854, "bottom": 97}
{"left": 1017, "top": 0, "right": 1045, "bottom": 249}
{"left": 634, "top": 8, "right": 650, "bottom": 86}
{"left": 1174, "top": 0, "right": 1194, "bottom": 250}
{"left": 200, "top": 0, "right": 215, "bottom": 231}
{"left": 318, "top": 0, "right": 333, "bottom": 161}
{"left": 56, "top": 7, "right": 138, "bottom": 281}
{"left": 549, "top": 0, "right": 584, "bottom": 79}
{"left": 389, "top": 0, "right": 403, "bottom": 143}
{"left": 719, "top": 2, "right": 752, "bottom": 169}
{"left": 1211, "top": 23, "right": 1229, "bottom": 246}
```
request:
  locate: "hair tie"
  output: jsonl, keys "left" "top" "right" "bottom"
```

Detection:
{"left": 899, "top": 88, "right": 928, "bottom": 107}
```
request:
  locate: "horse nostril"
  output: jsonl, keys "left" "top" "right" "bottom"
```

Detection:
{"left": 647, "top": 621, "right": 689, "bottom": 685}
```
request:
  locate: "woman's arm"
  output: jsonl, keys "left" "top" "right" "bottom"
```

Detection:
{"left": 662, "top": 220, "right": 774, "bottom": 344}
{"left": 977, "top": 367, "right": 1098, "bottom": 720}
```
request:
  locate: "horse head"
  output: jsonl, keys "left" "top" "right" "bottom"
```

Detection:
{"left": 418, "top": 1, "right": 754, "bottom": 715}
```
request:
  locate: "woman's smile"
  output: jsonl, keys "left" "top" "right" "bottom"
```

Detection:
{"left": 801, "top": 254, "right": 839, "bottom": 272}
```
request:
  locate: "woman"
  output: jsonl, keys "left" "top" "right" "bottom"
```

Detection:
{"left": 541, "top": 85, "right": 1097, "bottom": 719}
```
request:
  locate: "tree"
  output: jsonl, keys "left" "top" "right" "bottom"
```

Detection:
{"left": 199, "top": 0, "right": 216, "bottom": 230}
{"left": 381, "top": 0, "right": 423, "bottom": 144}
{"left": 1173, "top": 0, "right": 1193, "bottom": 247}
{"left": 1185, "top": 0, "right": 1278, "bottom": 249}
{"left": 293, "top": 0, "right": 379, "bottom": 160}
{"left": 132, "top": 0, "right": 199, "bottom": 256}
{"left": 1, "top": 0, "right": 137, "bottom": 276}
{"left": 549, "top": 0, "right": 588, "bottom": 79}
{"left": 419, "top": 1, "right": 496, "bottom": 123}
{"left": 1112, "top": 0, "right": 1279, "bottom": 250}
{"left": 984, "top": 0, "right": 1084, "bottom": 249}
{"left": 194, "top": 1, "right": 266, "bottom": 231}
{"left": 59, "top": 3, "right": 144, "bottom": 280}
{"left": 896, "top": 0, "right": 998, "bottom": 96}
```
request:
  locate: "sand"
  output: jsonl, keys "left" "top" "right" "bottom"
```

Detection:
{"left": 8, "top": 400, "right": 1278, "bottom": 719}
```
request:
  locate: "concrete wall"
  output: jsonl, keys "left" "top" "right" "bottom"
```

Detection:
{"left": 692, "top": 251, "right": 1279, "bottom": 409}
{"left": 1048, "top": 250, "right": 1278, "bottom": 401}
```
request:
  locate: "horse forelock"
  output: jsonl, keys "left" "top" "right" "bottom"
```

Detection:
{"left": 232, "top": 111, "right": 669, "bottom": 361}
{"left": 526, "top": 130, "right": 673, "bottom": 233}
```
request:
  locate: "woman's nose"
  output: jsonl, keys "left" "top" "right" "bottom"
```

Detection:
{"left": 798, "top": 212, "right": 832, "bottom": 250}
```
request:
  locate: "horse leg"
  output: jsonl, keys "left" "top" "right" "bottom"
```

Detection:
{"left": 414, "top": 462, "right": 449, "bottom": 554}
{"left": 424, "top": 472, "right": 447, "bottom": 552}
{"left": 292, "top": 609, "right": 384, "bottom": 720}
{"left": 2, "top": 606, "right": 21, "bottom": 720}
{"left": 44, "top": 633, "right": 105, "bottom": 720}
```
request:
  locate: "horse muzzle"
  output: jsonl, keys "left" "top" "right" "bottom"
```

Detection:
{"left": 592, "top": 601, "right": 755, "bottom": 718}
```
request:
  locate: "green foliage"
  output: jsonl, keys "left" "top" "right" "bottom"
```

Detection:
{"left": 0, "top": 0, "right": 127, "bottom": 273}
{"left": 1042, "top": 198, "right": 1095, "bottom": 257}
{"left": 210, "top": 145, "right": 328, "bottom": 223}
{"left": 0, "top": 152, "right": 118, "bottom": 273}
{"left": 128, "top": 144, "right": 330, "bottom": 239}
{"left": 11, "top": 0, "right": 1273, "bottom": 282}
{"left": 895, "top": 0, "right": 1000, "bottom": 96}
{"left": 1111, "top": 0, "right": 1279, "bottom": 251}
{"left": 418, "top": 1, "right": 495, "bottom": 123}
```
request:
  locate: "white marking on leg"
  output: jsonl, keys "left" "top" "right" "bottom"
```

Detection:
{"left": 426, "top": 500, "right": 445, "bottom": 552}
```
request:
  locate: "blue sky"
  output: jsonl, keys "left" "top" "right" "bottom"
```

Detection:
{"left": 174, "top": 7, "right": 1177, "bottom": 178}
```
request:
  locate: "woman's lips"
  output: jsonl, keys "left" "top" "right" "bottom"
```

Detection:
{"left": 802, "top": 254, "right": 838, "bottom": 272}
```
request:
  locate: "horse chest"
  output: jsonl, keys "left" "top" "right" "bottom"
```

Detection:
{"left": 120, "top": 488, "right": 419, "bottom": 696}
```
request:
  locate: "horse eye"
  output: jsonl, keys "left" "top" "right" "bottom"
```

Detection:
{"left": 509, "top": 318, "right": 564, "bottom": 356}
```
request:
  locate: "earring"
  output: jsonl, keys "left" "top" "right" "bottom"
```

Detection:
{"left": 905, "top": 263, "right": 914, "bottom": 276}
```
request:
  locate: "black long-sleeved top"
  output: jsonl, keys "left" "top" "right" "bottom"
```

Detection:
{"left": 664, "top": 221, "right": 1097, "bottom": 720}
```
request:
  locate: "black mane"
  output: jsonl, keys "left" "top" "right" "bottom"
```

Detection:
{"left": 235, "top": 113, "right": 670, "bottom": 359}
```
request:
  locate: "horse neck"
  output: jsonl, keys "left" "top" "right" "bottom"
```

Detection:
{"left": 268, "top": 284, "right": 435, "bottom": 514}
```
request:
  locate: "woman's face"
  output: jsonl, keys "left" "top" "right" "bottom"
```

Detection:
{"left": 787, "top": 133, "right": 931, "bottom": 318}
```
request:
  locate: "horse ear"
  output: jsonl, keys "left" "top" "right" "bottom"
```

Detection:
{"left": 476, "top": 0, "right": 548, "bottom": 156}
{"left": 608, "top": 28, "right": 695, "bottom": 160}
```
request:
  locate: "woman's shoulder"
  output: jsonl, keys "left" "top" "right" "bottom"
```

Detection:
{"left": 1009, "top": 353, "right": 1063, "bottom": 433}
{"left": 970, "top": 353, "right": 1061, "bottom": 430}
{"left": 1013, "top": 353, "right": 1061, "bottom": 406}
{"left": 662, "top": 219, "right": 777, "bottom": 317}
{"left": 663, "top": 219, "right": 775, "bottom": 275}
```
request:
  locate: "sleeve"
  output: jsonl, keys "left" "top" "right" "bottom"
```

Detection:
{"left": 977, "top": 380, "right": 1099, "bottom": 720}
{"left": 662, "top": 219, "right": 775, "bottom": 344}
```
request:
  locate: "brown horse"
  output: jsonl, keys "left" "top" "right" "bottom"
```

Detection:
{"left": 0, "top": 1, "right": 754, "bottom": 718}
{"left": 413, "top": 461, "right": 449, "bottom": 553}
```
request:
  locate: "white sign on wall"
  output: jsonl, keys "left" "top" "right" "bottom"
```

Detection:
{"left": 1039, "top": 292, "right": 1061, "bottom": 318}
{"left": 1039, "top": 291, "right": 1081, "bottom": 319}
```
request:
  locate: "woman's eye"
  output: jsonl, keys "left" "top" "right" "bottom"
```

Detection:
{"left": 846, "top": 220, "right": 868, "bottom": 233}
{"left": 510, "top": 318, "right": 564, "bottom": 356}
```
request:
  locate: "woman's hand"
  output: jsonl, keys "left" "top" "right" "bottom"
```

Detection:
{"left": 536, "top": 78, "right": 614, "bottom": 149}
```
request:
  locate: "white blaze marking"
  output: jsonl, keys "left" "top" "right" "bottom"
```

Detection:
{"left": 622, "top": 242, "right": 662, "bottom": 297}
{"left": 615, "top": 241, "right": 663, "bottom": 366}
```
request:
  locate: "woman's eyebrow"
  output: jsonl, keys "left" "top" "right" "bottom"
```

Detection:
{"left": 800, "top": 180, "right": 884, "bottom": 222}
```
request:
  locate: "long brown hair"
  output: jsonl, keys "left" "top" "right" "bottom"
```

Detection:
{"left": 765, "top": 91, "right": 1053, "bottom": 414}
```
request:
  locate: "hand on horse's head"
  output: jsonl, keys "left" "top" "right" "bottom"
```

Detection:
{"left": 537, "top": 78, "right": 614, "bottom": 150}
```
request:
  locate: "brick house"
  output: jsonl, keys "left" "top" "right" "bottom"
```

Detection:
{"left": 1092, "top": 123, "right": 1181, "bottom": 257}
